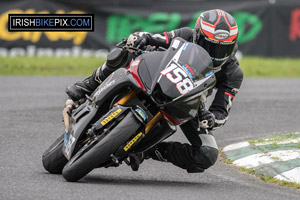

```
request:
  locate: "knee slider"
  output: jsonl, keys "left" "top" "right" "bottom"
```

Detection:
{"left": 186, "top": 146, "right": 218, "bottom": 173}
{"left": 187, "top": 166, "right": 205, "bottom": 173}
{"left": 203, "top": 146, "right": 219, "bottom": 167}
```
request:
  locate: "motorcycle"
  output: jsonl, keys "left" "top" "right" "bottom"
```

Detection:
{"left": 42, "top": 37, "right": 216, "bottom": 182}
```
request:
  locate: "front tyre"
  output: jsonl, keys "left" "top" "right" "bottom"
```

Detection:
{"left": 62, "top": 111, "right": 141, "bottom": 182}
{"left": 42, "top": 134, "right": 68, "bottom": 174}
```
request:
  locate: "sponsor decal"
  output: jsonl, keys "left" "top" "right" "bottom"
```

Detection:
{"left": 171, "top": 39, "right": 180, "bottom": 49}
{"left": 181, "top": 64, "right": 194, "bottom": 79}
{"left": 123, "top": 132, "right": 143, "bottom": 151}
{"left": 214, "top": 30, "right": 230, "bottom": 40}
{"left": 183, "top": 42, "right": 189, "bottom": 51}
{"left": 101, "top": 108, "right": 122, "bottom": 125}
{"left": 94, "top": 78, "right": 116, "bottom": 97}
{"left": 130, "top": 58, "right": 141, "bottom": 68}
{"left": 64, "top": 134, "right": 75, "bottom": 157}
{"left": 135, "top": 107, "right": 147, "bottom": 122}
{"left": 64, "top": 132, "right": 69, "bottom": 146}
{"left": 205, "top": 70, "right": 214, "bottom": 77}
{"left": 205, "top": 37, "right": 235, "bottom": 45}
{"left": 213, "top": 56, "right": 229, "bottom": 61}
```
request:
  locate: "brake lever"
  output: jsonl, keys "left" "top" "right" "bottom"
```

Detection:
{"left": 124, "top": 46, "right": 145, "bottom": 55}
{"left": 116, "top": 38, "right": 128, "bottom": 48}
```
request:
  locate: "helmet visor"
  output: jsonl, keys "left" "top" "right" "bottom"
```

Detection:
{"left": 197, "top": 36, "right": 236, "bottom": 68}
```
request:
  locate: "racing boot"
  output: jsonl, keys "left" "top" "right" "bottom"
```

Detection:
{"left": 147, "top": 142, "right": 169, "bottom": 162}
{"left": 129, "top": 152, "right": 145, "bottom": 171}
{"left": 65, "top": 67, "right": 102, "bottom": 101}
{"left": 66, "top": 47, "right": 129, "bottom": 101}
{"left": 129, "top": 142, "right": 169, "bottom": 171}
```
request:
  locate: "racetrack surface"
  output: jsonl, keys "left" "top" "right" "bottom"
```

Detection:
{"left": 1, "top": 77, "right": 300, "bottom": 200}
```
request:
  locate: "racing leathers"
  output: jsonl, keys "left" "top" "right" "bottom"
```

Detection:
{"left": 65, "top": 27, "right": 244, "bottom": 173}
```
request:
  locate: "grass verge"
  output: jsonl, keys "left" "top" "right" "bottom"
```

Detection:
{"left": 239, "top": 57, "right": 300, "bottom": 77}
{"left": 0, "top": 56, "right": 300, "bottom": 77}
{"left": 0, "top": 56, "right": 106, "bottom": 76}
{"left": 221, "top": 132, "right": 300, "bottom": 189}
{"left": 221, "top": 152, "right": 300, "bottom": 189}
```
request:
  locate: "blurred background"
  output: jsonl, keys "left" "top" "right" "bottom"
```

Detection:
{"left": 0, "top": 0, "right": 299, "bottom": 76}
{"left": 2, "top": 1, "right": 300, "bottom": 197}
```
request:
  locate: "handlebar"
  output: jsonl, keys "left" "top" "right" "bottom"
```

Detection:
{"left": 116, "top": 38, "right": 166, "bottom": 56}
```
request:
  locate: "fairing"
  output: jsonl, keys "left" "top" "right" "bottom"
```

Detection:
{"left": 135, "top": 37, "right": 216, "bottom": 123}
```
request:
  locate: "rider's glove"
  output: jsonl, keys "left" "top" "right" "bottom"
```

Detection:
{"left": 198, "top": 109, "right": 215, "bottom": 129}
{"left": 127, "top": 32, "right": 148, "bottom": 49}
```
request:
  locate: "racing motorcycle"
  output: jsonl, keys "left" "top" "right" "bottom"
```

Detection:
{"left": 42, "top": 37, "right": 216, "bottom": 182}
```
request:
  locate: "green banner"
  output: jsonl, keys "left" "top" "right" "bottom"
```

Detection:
{"left": 0, "top": 0, "right": 299, "bottom": 57}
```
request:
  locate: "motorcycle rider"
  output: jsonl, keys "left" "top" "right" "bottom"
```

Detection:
{"left": 66, "top": 9, "right": 243, "bottom": 173}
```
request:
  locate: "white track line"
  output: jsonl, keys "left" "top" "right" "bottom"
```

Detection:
{"left": 222, "top": 142, "right": 250, "bottom": 152}
{"left": 223, "top": 137, "right": 300, "bottom": 152}
{"left": 255, "top": 138, "right": 300, "bottom": 146}
{"left": 274, "top": 167, "right": 300, "bottom": 184}
{"left": 233, "top": 150, "right": 300, "bottom": 168}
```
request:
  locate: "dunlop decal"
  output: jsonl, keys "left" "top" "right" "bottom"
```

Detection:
{"left": 124, "top": 132, "right": 143, "bottom": 151}
{"left": 101, "top": 108, "right": 122, "bottom": 125}
{"left": 135, "top": 107, "right": 147, "bottom": 122}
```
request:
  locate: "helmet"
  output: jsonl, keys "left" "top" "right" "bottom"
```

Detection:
{"left": 193, "top": 9, "right": 238, "bottom": 72}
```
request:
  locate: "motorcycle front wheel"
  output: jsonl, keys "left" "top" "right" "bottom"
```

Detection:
{"left": 62, "top": 111, "right": 141, "bottom": 182}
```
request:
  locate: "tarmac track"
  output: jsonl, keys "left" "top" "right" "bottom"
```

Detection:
{"left": 0, "top": 76, "right": 300, "bottom": 200}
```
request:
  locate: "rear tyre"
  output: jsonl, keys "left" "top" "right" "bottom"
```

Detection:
{"left": 62, "top": 111, "right": 141, "bottom": 182}
{"left": 42, "top": 134, "right": 68, "bottom": 174}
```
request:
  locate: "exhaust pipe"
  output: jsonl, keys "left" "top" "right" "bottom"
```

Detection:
{"left": 63, "top": 99, "right": 74, "bottom": 128}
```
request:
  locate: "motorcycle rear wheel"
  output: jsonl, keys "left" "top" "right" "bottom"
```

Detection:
{"left": 62, "top": 111, "right": 141, "bottom": 182}
{"left": 42, "top": 134, "right": 68, "bottom": 174}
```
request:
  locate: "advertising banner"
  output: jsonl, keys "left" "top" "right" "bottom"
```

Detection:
{"left": 0, "top": 0, "right": 299, "bottom": 57}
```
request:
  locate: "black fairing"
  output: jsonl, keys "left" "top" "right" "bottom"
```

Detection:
{"left": 136, "top": 37, "right": 216, "bottom": 122}
{"left": 91, "top": 68, "right": 139, "bottom": 106}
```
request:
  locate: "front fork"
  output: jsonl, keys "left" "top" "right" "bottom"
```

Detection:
{"left": 109, "top": 88, "right": 162, "bottom": 166}
{"left": 115, "top": 88, "right": 162, "bottom": 135}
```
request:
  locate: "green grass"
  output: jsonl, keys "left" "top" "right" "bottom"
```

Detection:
{"left": 248, "top": 132, "right": 300, "bottom": 145}
{"left": 239, "top": 57, "right": 300, "bottom": 77}
{"left": 0, "top": 56, "right": 300, "bottom": 77}
{"left": 0, "top": 56, "right": 106, "bottom": 76}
